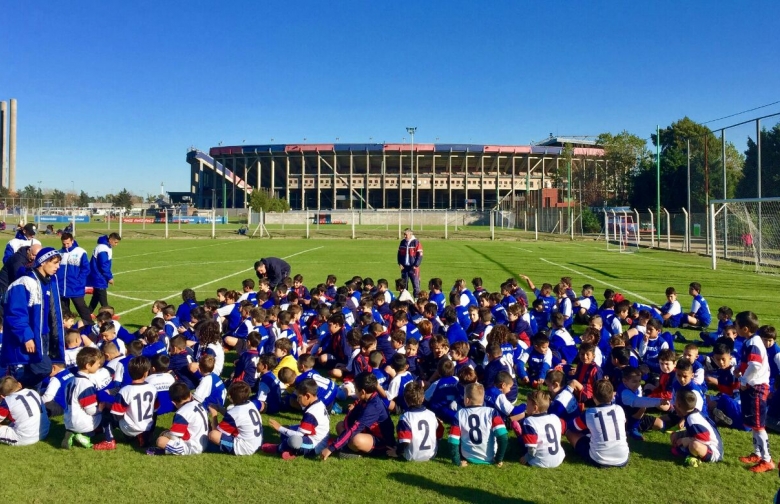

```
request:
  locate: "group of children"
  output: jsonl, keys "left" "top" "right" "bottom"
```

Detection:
{"left": 1, "top": 271, "right": 778, "bottom": 473}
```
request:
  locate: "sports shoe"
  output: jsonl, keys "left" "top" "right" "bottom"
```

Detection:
{"left": 146, "top": 448, "right": 165, "bottom": 456}
{"left": 93, "top": 440, "right": 117, "bottom": 451}
{"left": 749, "top": 460, "right": 776, "bottom": 473}
{"left": 674, "top": 331, "right": 686, "bottom": 343}
{"left": 338, "top": 450, "right": 362, "bottom": 459}
{"left": 739, "top": 453, "right": 762, "bottom": 464}
{"left": 73, "top": 433, "right": 93, "bottom": 448}
{"left": 711, "top": 408, "right": 733, "bottom": 426}
{"left": 281, "top": 451, "right": 297, "bottom": 460}
{"left": 260, "top": 443, "right": 278, "bottom": 455}
{"left": 61, "top": 432, "right": 74, "bottom": 450}
{"left": 331, "top": 402, "right": 343, "bottom": 414}
{"left": 628, "top": 428, "right": 645, "bottom": 441}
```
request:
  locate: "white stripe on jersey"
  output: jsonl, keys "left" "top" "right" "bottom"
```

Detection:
{"left": 300, "top": 400, "right": 330, "bottom": 454}
{"left": 64, "top": 374, "right": 102, "bottom": 434}
{"left": 521, "top": 413, "right": 565, "bottom": 468}
{"left": 397, "top": 407, "right": 438, "bottom": 462}
{"left": 220, "top": 402, "right": 263, "bottom": 456}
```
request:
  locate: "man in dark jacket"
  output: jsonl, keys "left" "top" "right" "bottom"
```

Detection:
{"left": 0, "top": 244, "right": 41, "bottom": 303}
{"left": 397, "top": 228, "right": 423, "bottom": 298}
{"left": 254, "top": 257, "right": 290, "bottom": 290}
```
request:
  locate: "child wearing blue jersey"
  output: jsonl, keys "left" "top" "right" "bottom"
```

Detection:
{"left": 529, "top": 299, "right": 550, "bottom": 333}
{"left": 700, "top": 306, "right": 733, "bottom": 347}
{"left": 449, "top": 341, "right": 475, "bottom": 375}
{"left": 484, "top": 371, "right": 526, "bottom": 432}
{"left": 483, "top": 343, "right": 517, "bottom": 403}
{"left": 617, "top": 367, "right": 670, "bottom": 440}
{"left": 553, "top": 283, "right": 573, "bottom": 329}
{"left": 519, "top": 274, "right": 555, "bottom": 313}
{"left": 42, "top": 362, "right": 74, "bottom": 417}
{"left": 519, "top": 333, "right": 553, "bottom": 389}
{"left": 574, "top": 284, "right": 599, "bottom": 323}
{"left": 638, "top": 319, "right": 669, "bottom": 374}
{"left": 705, "top": 342, "right": 745, "bottom": 430}
{"left": 652, "top": 287, "right": 682, "bottom": 328}
{"left": 256, "top": 354, "right": 283, "bottom": 414}
{"left": 545, "top": 370, "right": 580, "bottom": 423}
{"left": 161, "top": 305, "right": 181, "bottom": 341}
{"left": 384, "top": 354, "right": 414, "bottom": 413}
{"left": 549, "top": 313, "right": 577, "bottom": 367}
{"left": 680, "top": 282, "right": 711, "bottom": 329}
{"left": 424, "top": 359, "right": 460, "bottom": 424}
{"left": 192, "top": 354, "right": 226, "bottom": 411}
{"left": 229, "top": 331, "right": 263, "bottom": 391}
{"left": 367, "top": 351, "right": 389, "bottom": 390}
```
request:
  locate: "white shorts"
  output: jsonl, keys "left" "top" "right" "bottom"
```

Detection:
{"left": 165, "top": 437, "right": 204, "bottom": 456}
{"left": 0, "top": 426, "right": 38, "bottom": 447}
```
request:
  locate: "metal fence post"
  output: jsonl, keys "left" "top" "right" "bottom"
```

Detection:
{"left": 647, "top": 209, "right": 655, "bottom": 248}
{"left": 662, "top": 208, "right": 670, "bottom": 249}
{"left": 710, "top": 203, "right": 717, "bottom": 269}
{"left": 490, "top": 211, "right": 495, "bottom": 241}
{"left": 633, "top": 209, "right": 640, "bottom": 245}
{"left": 534, "top": 211, "right": 538, "bottom": 241}
{"left": 211, "top": 210, "right": 216, "bottom": 239}
{"left": 164, "top": 209, "right": 169, "bottom": 239}
{"left": 398, "top": 210, "right": 401, "bottom": 239}
{"left": 681, "top": 208, "right": 689, "bottom": 252}
{"left": 445, "top": 210, "right": 448, "bottom": 240}
{"left": 306, "top": 210, "right": 310, "bottom": 239}
{"left": 352, "top": 212, "right": 355, "bottom": 240}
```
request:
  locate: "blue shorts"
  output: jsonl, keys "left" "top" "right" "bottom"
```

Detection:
{"left": 742, "top": 384, "right": 770, "bottom": 430}
{"left": 219, "top": 433, "right": 237, "bottom": 455}
{"left": 716, "top": 394, "right": 747, "bottom": 431}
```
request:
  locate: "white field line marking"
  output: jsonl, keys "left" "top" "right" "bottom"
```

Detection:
{"left": 539, "top": 258, "right": 654, "bottom": 304}
{"left": 637, "top": 254, "right": 710, "bottom": 270}
{"left": 111, "top": 293, "right": 156, "bottom": 302}
{"left": 117, "top": 246, "right": 324, "bottom": 316}
{"left": 119, "top": 241, "right": 235, "bottom": 259}
{"left": 114, "top": 259, "right": 246, "bottom": 276}
{"left": 511, "top": 246, "right": 534, "bottom": 253}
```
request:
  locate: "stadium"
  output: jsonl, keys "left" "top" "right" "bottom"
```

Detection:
{"left": 185, "top": 138, "right": 605, "bottom": 211}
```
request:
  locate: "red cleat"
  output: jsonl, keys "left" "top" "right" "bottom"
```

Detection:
{"left": 281, "top": 451, "right": 297, "bottom": 460}
{"left": 260, "top": 443, "right": 278, "bottom": 455}
{"left": 749, "top": 460, "right": 775, "bottom": 473}
{"left": 739, "top": 453, "right": 762, "bottom": 464}
{"left": 112, "top": 315, "right": 121, "bottom": 321}
{"left": 93, "top": 440, "right": 116, "bottom": 451}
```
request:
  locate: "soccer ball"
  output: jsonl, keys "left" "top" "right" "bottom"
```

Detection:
{"left": 684, "top": 456, "right": 699, "bottom": 468}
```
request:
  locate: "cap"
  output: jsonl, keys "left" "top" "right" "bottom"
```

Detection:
{"left": 23, "top": 223, "right": 36, "bottom": 236}
{"left": 33, "top": 247, "right": 60, "bottom": 268}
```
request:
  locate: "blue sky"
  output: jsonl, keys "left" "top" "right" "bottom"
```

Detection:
{"left": 1, "top": 1, "right": 778, "bottom": 196}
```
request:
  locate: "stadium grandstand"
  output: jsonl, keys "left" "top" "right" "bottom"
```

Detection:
{"left": 185, "top": 137, "right": 604, "bottom": 211}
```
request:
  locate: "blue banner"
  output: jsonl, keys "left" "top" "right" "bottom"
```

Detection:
{"left": 35, "top": 215, "right": 90, "bottom": 223}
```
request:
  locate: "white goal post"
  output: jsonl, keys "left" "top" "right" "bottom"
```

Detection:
{"left": 710, "top": 197, "right": 780, "bottom": 272}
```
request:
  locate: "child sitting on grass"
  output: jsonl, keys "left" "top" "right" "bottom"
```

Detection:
{"left": 448, "top": 382, "right": 508, "bottom": 467}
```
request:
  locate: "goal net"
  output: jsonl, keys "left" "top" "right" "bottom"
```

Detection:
{"left": 605, "top": 211, "right": 639, "bottom": 253}
{"left": 710, "top": 197, "right": 780, "bottom": 273}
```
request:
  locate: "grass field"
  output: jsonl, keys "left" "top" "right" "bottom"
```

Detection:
{"left": 4, "top": 233, "right": 780, "bottom": 504}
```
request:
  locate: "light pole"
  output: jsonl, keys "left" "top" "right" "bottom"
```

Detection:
{"left": 406, "top": 127, "right": 416, "bottom": 227}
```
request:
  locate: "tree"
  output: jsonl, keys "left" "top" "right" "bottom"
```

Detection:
{"left": 630, "top": 117, "right": 743, "bottom": 212}
{"left": 49, "top": 189, "right": 66, "bottom": 206}
{"left": 112, "top": 188, "right": 134, "bottom": 211}
{"left": 737, "top": 120, "right": 780, "bottom": 199}
{"left": 248, "top": 189, "right": 290, "bottom": 213}
{"left": 76, "top": 190, "right": 94, "bottom": 207}
{"left": 596, "top": 131, "right": 650, "bottom": 205}
{"left": 19, "top": 184, "right": 40, "bottom": 200}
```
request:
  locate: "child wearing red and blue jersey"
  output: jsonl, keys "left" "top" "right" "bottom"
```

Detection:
{"left": 424, "top": 360, "right": 460, "bottom": 425}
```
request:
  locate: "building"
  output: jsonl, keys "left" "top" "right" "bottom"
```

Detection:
{"left": 185, "top": 142, "right": 605, "bottom": 211}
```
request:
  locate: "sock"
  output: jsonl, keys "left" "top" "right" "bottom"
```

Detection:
{"left": 102, "top": 415, "right": 115, "bottom": 442}
{"left": 756, "top": 429, "right": 771, "bottom": 461}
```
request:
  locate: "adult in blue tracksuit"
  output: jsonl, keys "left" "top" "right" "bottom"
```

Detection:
{"left": 57, "top": 232, "right": 92, "bottom": 325}
{"left": 397, "top": 228, "right": 423, "bottom": 297}
{"left": 3, "top": 223, "right": 40, "bottom": 264}
{"left": 87, "top": 233, "right": 121, "bottom": 312}
{"left": 254, "top": 257, "right": 290, "bottom": 290}
{"left": 1, "top": 247, "right": 66, "bottom": 390}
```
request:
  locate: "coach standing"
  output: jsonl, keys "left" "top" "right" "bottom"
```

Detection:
{"left": 87, "top": 233, "right": 121, "bottom": 312}
{"left": 254, "top": 257, "right": 290, "bottom": 290}
{"left": 1, "top": 247, "right": 66, "bottom": 389}
{"left": 58, "top": 232, "right": 92, "bottom": 325}
{"left": 397, "top": 228, "right": 423, "bottom": 298}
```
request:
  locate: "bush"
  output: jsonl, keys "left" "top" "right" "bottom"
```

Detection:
{"left": 581, "top": 208, "right": 602, "bottom": 234}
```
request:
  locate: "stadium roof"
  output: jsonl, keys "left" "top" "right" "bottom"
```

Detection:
{"left": 534, "top": 136, "right": 598, "bottom": 147}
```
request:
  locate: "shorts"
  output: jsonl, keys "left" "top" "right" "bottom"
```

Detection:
{"left": 674, "top": 443, "right": 721, "bottom": 463}
{"left": 218, "top": 433, "right": 237, "bottom": 454}
{"left": 716, "top": 394, "right": 747, "bottom": 431}
{"left": 574, "top": 436, "right": 628, "bottom": 468}
{"left": 742, "top": 384, "right": 770, "bottom": 430}
{"left": 165, "top": 436, "right": 200, "bottom": 456}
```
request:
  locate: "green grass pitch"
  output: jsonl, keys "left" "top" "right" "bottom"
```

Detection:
{"left": 4, "top": 232, "right": 780, "bottom": 504}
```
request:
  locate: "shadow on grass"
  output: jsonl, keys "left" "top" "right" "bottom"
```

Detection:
{"left": 569, "top": 262, "right": 618, "bottom": 279}
{"left": 628, "top": 437, "right": 674, "bottom": 462}
{"left": 388, "top": 472, "right": 535, "bottom": 504}
{"left": 463, "top": 245, "right": 518, "bottom": 280}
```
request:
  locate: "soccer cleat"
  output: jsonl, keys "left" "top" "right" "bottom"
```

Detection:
{"left": 628, "top": 429, "right": 645, "bottom": 441}
{"left": 749, "top": 460, "right": 776, "bottom": 473}
{"left": 710, "top": 408, "right": 733, "bottom": 426}
{"left": 674, "top": 331, "right": 686, "bottom": 343}
{"left": 331, "top": 402, "right": 343, "bottom": 414}
{"left": 93, "top": 440, "right": 117, "bottom": 451}
{"left": 281, "top": 451, "right": 297, "bottom": 460}
{"left": 337, "top": 450, "right": 362, "bottom": 459}
{"left": 260, "top": 443, "right": 279, "bottom": 455}
{"left": 739, "top": 453, "right": 762, "bottom": 464}
{"left": 61, "top": 432, "right": 74, "bottom": 450}
{"left": 73, "top": 433, "right": 93, "bottom": 448}
{"left": 146, "top": 448, "right": 166, "bottom": 456}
